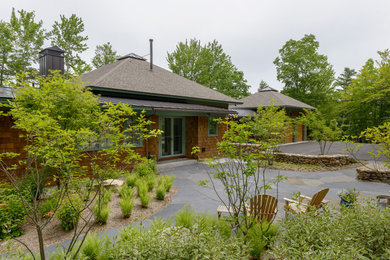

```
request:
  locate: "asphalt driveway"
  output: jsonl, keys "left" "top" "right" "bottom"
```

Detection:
{"left": 279, "top": 141, "right": 386, "bottom": 161}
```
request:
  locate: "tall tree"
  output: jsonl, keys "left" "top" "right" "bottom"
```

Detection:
{"left": 8, "top": 8, "right": 46, "bottom": 75}
{"left": 50, "top": 14, "right": 90, "bottom": 75}
{"left": 92, "top": 42, "right": 119, "bottom": 68}
{"left": 334, "top": 67, "right": 356, "bottom": 89}
{"left": 258, "top": 80, "right": 270, "bottom": 92}
{"left": 0, "top": 21, "right": 14, "bottom": 87}
{"left": 167, "top": 39, "right": 250, "bottom": 99}
{"left": 342, "top": 50, "right": 390, "bottom": 135}
{"left": 274, "top": 34, "right": 335, "bottom": 112}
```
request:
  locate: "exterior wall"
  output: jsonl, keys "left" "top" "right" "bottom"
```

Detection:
{"left": 284, "top": 109, "right": 307, "bottom": 143}
{"left": 197, "top": 116, "right": 225, "bottom": 159}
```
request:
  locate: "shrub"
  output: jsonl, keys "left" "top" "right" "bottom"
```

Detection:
{"left": 269, "top": 200, "right": 390, "bottom": 259}
{"left": 39, "top": 196, "right": 58, "bottom": 217}
{"left": 56, "top": 195, "right": 83, "bottom": 231}
{"left": 119, "top": 185, "right": 134, "bottom": 198}
{"left": 135, "top": 159, "right": 156, "bottom": 177}
{"left": 164, "top": 175, "right": 175, "bottom": 192}
{"left": 245, "top": 220, "right": 278, "bottom": 259}
{"left": 139, "top": 191, "right": 150, "bottom": 208}
{"left": 156, "top": 183, "right": 166, "bottom": 200}
{"left": 0, "top": 194, "right": 26, "bottom": 239}
{"left": 120, "top": 195, "right": 135, "bottom": 218}
{"left": 175, "top": 205, "right": 196, "bottom": 229}
{"left": 126, "top": 174, "right": 137, "bottom": 187}
{"left": 116, "top": 215, "right": 248, "bottom": 259}
{"left": 80, "top": 233, "right": 113, "bottom": 259}
{"left": 145, "top": 175, "right": 155, "bottom": 192}
{"left": 94, "top": 203, "right": 110, "bottom": 225}
{"left": 103, "top": 189, "right": 112, "bottom": 205}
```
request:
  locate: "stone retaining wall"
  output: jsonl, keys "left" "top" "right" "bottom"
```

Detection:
{"left": 237, "top": 143, "right": 350, "bottom": 167}
{"left": 356, "top": 164, "right": 390, "bottom": 184}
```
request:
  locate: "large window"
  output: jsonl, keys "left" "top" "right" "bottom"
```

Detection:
{"left": 208, "top": 117, "right": 218, "bottom": 136}
{"left": 123, "top": 118, "right": 143, "bottom": 147}
{"left": 80, "top": 130, "right": 113, "bottom": 151}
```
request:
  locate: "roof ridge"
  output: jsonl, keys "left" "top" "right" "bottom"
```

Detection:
{"left": 93, "top": 59, "right": 130, "bottom": 85}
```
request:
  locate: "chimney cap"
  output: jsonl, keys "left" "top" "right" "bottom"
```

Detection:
{"left": 39, "top": 46, "right": 65, "bottom": 54}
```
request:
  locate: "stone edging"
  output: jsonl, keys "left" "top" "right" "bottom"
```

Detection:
{"left": 356, "top": 164, "right": 390, "bottom": 184}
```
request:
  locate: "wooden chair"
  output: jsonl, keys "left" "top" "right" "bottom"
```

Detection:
{"left": 284, "top": 188, "right": 330, "bottom": 217}
{"left": 217, "top": 194, "right": 278, "bottom": 222}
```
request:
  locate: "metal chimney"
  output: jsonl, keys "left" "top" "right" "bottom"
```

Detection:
{"left": 39, "top": 46, "right": 65, "bottom": 75}
{"left": 149, "top": 39, "right": 153, "bottom": 71}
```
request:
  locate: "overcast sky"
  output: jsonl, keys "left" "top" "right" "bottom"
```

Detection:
{"left": 1, "top": 0, "right": 390, "bottom": 93}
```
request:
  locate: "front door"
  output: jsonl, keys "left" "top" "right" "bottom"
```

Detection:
{"left": 159, "top": 117, "right": 185, "bottom": 158}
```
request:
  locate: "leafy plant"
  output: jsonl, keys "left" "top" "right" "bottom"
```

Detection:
{"left": 338, "top": 188, "right": 359, "bottom": 203}
{"left": 120, "top": 195, "right": 135, "bottom": 218}
{"left": 156, "top": 183, "right": 166, "bottom": 200}
{"left": 135, "top": 159, "right": 157, "bottom": 177}
{"left": 126, "top": 174, "right": 137, "bottom": 187}
{"left": 164, "top": 175, "right": 175, "bottom": 192}
{"left": 56, "top": 195, "right": 83, "bottom": 231}
{"left": 119, "top": 185, "right": 134, "bottom": 198}
{"left": 39, "top": 196, "right": 58, "bottom": 217}
{"left": 245, "top": 220, "right": 278, "bottom": 259}
{"left": 94, "top": 203, "right": 109, "bottom": 225}
{"left": 80, "top": 233, "right": 113, "bottom": 259}
{"left": 145, "top": 175, "right": 155, "bottom": 192}
{"left": 175, "top": 205, "right": 196, "bottom": 229}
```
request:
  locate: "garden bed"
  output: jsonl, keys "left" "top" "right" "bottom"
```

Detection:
{"left": 0, "top": 185, "right": 178, "bottom": 253}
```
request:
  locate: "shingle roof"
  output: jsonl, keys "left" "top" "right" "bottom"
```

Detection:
{"left": 99, "top": 96, "right": 236, "bottom": 114}
{"left": 234, "top": 89, "right": 315, "bottom": 110}
{"left": 81, "top": 55, "right": 240, "bottom": 104}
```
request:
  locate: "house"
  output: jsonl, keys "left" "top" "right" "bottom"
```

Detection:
{"left": 230, "top": 87, "right": 315, "bottom": 143}
{"left": 0, "top": 45, "right": 241, "bottom": 171}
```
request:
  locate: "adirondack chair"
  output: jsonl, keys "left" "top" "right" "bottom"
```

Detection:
{"left": 284, "top": 188, "right": 330, "bottom": 217}
{"left": 217, "top": 194, "right": 278, "bottom": 222}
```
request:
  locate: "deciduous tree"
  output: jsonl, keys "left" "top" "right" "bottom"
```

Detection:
{"left": 50, "top": 14, "right": 90, "bottom": 75}
{"left": 274, "top": 34, "right": 335, "bottom": 113}
{"left": 0, "top": 21, "right": 14, "bottom": 87}
{"left": 167, "top": 39, "right": 250, "bottom": 99}
{"left": 92, "top": 42, "right": 119, "bottom": 68}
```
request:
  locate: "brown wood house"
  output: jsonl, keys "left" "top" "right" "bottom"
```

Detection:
{"left": 0, "top": 46, "right": 241, "bottom": 170}
{"left": 230, "top": 87, "right": 315, "bottom": 143}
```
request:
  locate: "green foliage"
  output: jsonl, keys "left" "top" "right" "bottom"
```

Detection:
{"left": 334, "top": 67, "right": 357, "bottom": 89}
{"left": 274, "top": 34, "right": 335, "bottom": 115}
{"left": 80, "top": 233, "right": 114, "bottom": 260}
{"left": 56, "top": 194, "right": 83, "bottom": 231}
{"left": 341, "top": 50, "right": 390, "bottom": 136}
{"left": 175, "top": 205, "right": 196, "bottom": 229}
{"left": 360, "top": 122, "right": 390, "bottom": 167}
{"left": 270, "top": 200, "right": 390, "bottom": 259}
{"left": 257, "top": 80, "right": 270, "bottom": 92}
{"left": 338, "top": 188, "right": 359, "bottom": 203}
{"left": 120, "top": 195, "right": 135, "bottom": 218}
{"left": 245, "top": 220, "right": 278, "bottom": 259}
{"left": 94, "top": 203, "right": 110, "bottom": 225}
{"left": 126, "top": 174, "right": 137, "bottom": 187}
{"left": 0, "top": 194, "right": 26, "bottom": 239}
{"left": 39, "top": 196, "right": 58, "bottom": 217}
{"left": 8, "top": 8, "right": 46, "bottom": 75}
{"left": 156, "top": 183, "right": 166, "bottom": 200}
{"left": 92, "top": 42, "right": 119, "bottom": 68}
{"left": 119, "top": 185, "right": 134, "bottom": 198}
{"left": 163, "top": 175, "right": 175, "bottom": 192}
{"left": 116, "top": 213, "right": 248, "bottom": 259}
{"left": 0, "top": 21, "right": 14, "bottom": 87}
{"left": 167, "top": 38, "right": 250, "bottom": 99}
{"left": 299, "top": 109, "right": 341, "bottom": 154}
{"left": 241, "top": 102, "right": 291, "bottom": 145}
{"left": 135, "top": 159, "right": 157, "bottom": 177}
{"left": 145, "top": 175, "right": 155, "bottom": 192}
{"left": 136, "top": 179, "right": 150, "bottom": 207}
{"left": 50, "top": 14, "right": 90, "bottom": 75}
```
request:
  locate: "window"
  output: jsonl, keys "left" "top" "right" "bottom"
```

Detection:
{"left": 208, "top": 117, "right": 218, "bottom": 136}
{"left": 80, "top": 130, "right": 113, "bottom": 151}
{"left": 123, "top": 118, "right": 143, "bottom": 147}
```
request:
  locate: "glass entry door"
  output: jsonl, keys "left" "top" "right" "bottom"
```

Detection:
{"left": 160, "top": 117, "right": 185, "bottom": 157}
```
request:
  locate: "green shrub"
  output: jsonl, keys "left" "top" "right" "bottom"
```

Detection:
{"left": 0, "top": 194, "right": 26, "bottom": 239}
{"left": 175, "top": 205, "right": 196, "bottom": 229}
{"left": 103, "top": 189, "right": 112, "bottom": 205}
{"left": 156, "top": 183, "right": 166, "bottom": 200}
{"left": 145, "top": 175, "right": 155, "bottom": 192}
{"left": 245, "top": 220, "right": 278, "bottom": 259}
{"left": 116, "top": 214, "right": 248, "bottom": 259}
{"left": 119, "top": 185, "right": 134, "bottom": 198}
{"left": 139, "top": 191, "right": 151, "bottom": 208}
{"left": 56, "top": 195, "right": 83, "bottom": 231}
{"left": 94, "top": 203, "right": 110, "bottom": 225}
{"left": 164, "top": 175, "right": 175, "bottom": 192}
{"left": 136, "top": 179, "right": 147, "bottom": 196}
{"left": 270, "top": 200, "right": 390, "bottom": 259}
{"left": 39, "top": 196, "right": 58, "bottom": 217}
{"left": 126, "top": 174, "right": 137, "bottom": 187}
{"left": 120, "top": 195, "right": 135, "bottom": 218}
{"left": 135, "top": 159, "right": 156, "bottom": 177}
{"left": 80, "top": 233, "right": 113, "bottom": 259}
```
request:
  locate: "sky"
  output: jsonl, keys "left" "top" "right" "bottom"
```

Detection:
{"left": 1, "top": 0, "right": 390, "bottom": 93}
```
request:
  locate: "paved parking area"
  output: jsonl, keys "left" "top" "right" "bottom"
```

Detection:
{"left": 279, "top": 141, "right": 385, "bottom": 161}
